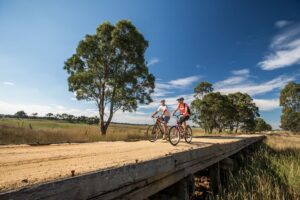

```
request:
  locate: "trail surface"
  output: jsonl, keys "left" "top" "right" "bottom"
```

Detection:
{"left": 0, "top": 135, "right": 257, "bottom": 192}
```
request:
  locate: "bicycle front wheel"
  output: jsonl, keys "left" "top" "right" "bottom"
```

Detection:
{"left": 184, "top": 126, "right": 193, "bottom": 143}
{"left": 168, "top": 126, "right": 180, "bottom": 146}
{"left": 146, "top": 125, "right": 159, "bottom": 142}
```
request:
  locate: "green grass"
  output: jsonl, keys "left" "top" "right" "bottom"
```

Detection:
{"left": 212, "top": 135, "right": 300, "bottom": 200}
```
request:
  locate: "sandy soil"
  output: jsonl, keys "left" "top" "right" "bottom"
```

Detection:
{"left": 0, "top": 136, "right": 252, "bottom": 192}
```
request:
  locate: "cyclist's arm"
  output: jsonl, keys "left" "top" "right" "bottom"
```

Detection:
{"left": 172, "top": 105, "right": 179, "bottom": 116}
{"left": 152, "top": 111, "right": 158, "bottom": 117}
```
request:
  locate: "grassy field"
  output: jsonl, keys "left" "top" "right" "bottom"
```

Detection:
{"left": 211, "top": 134, "right": 300, "bottom": 200}
{"left": 0, "top": 118, "right": 206, "bottom": 144}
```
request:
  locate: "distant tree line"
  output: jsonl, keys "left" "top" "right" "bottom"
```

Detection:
{"left": 0, "top": 111, "right": 100, "bottom": 125}
{"left": 191, "top": 82, "right": 272, "bottom": 133}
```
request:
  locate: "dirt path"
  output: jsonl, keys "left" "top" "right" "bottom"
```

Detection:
{"left": 0, "top": 136, "right": 253, "bottom": 192}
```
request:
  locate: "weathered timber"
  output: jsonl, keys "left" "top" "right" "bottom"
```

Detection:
{"left": 209, "top": 162, "right": 221, "bottom": 194}
{"left": 220, "top": 157, "right": 234, "bottom": 171}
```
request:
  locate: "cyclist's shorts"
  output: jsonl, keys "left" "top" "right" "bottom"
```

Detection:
{"left": 179, "top": 115, "right": 190, "bottom": 124}
{"left": 163, "top": 116, "right": 170, "bottom": 123}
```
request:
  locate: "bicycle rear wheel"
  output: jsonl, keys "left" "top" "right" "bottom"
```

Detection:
{"left": 184, "top": 126, "right": 193, "bottom": 143}
{"left": 146, "top": 125, "right": 159, "bottom": 142}
{"left": 168, "top": 126, "right": 180, "bottom": 146}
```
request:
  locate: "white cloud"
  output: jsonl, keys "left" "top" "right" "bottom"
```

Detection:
{"left": 3, "top": 82, "right": 14, "bottom": 86}
{"left": 216, "top": 75, "right": 295, "bottom": 96}
{"left": 0, "top": 100, "right": 98, "bottom": 117}
{"left": 215, "top": 68, "right": 250, "bottom": 89}
{"left": 168, "top": 75, "right": 201, "bottom": 88}
{"left": 151, "top": 75, "right": 201, "bottom": 98}
{"left": 140, "top": 93, "right": 194, "bottom": 110}
{"left": 253, "top": 98, "right": 279, "bottom": 111}
{"left": 259, "top": 23, "right": 300, "bottom": 70}
{"left": 215, "top": 76, "right": 248, "bottom": 88}
{"left": 231, "top": 68, "right": 249, "bottom": 76}
{"left": 259, "top": 40, "right": 300, "bottom": 70}
{"left": 275, "top": 20, "right": 292, "bottom": 28}
{"left": 147, "top": 58, "right": 159, "bottom": 66}
{"left": 0, "top": 100, "right": 158, "bottom": 124}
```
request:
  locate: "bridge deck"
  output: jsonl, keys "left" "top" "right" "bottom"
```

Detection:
{"left": 0, "top": 135, "right": 264, "bottom": 200}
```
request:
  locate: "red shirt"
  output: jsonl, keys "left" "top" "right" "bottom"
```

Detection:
{"left": 178, "top": 103, "right": 189, "bottom": 116}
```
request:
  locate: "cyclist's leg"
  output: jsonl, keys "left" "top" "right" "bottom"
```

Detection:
{"left": 179, "top": 116, "right": 185, "bottom": 133}
{"left": 163, "top": 116, "right": 170, "bottom": 137}
{"left": 182, "top": 116, "right": 190, "bottom": 131}
{"left": 183, "top": 121, "right": 187, "bottom": 130}
{"left": 162, "top": 122, "right": 167, "bottom": 139}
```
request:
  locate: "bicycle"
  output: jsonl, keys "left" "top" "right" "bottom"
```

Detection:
{"left": 168, "top": 114, "right": 192, "bottom": 146}
{"left": 146, "top": 116, "right": 169, "bottom": 142}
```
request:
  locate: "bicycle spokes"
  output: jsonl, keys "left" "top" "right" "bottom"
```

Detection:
{"left": 168, "top": 126, "right": 180, "bottom": 146}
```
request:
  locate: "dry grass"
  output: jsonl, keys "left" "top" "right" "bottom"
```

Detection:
{"left": 211, "top": 134, "right": 300, "bottom": 200}
{"left": 0, "top": 118, "right": 148, "bottom": 144}
{"left": 0, "top": 118, "right": 261, "bottom": 145}
{"left": 265, "top": 133, "right": 300, "bottom": 150}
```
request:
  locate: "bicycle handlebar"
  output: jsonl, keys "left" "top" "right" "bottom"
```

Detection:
{"left": 173, "top": 114, "right": 182, "bottom": 118}
{"left": 151, "top": 116, "right": 161, "bottom": 119}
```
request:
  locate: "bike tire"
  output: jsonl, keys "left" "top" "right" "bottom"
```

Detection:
{"left": 184, "top": 126, "right": 193, "bottom": 143}
{"left": 146, "top": 125, "right": 159, "bottom": 142}
{"left": 168, "top": 126, "right": 180, "bottom": 146}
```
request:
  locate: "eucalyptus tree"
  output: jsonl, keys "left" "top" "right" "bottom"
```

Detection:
{"left": 14, "top": 111, "right": 27, "bottom": 119}
{"left": 280, "top": 82, "right": 300, "bottom": 133}
{"left": 255, "top": 118, "right": 272, "bottom": 132}
{"left": 192, "top": 82, "right": 259, "bottom": 133}
{"left": 228, "top": 92, "right": 259, "bottom": 133}
{"left": 64, "top": 20, "right": 155, "bottom": 135}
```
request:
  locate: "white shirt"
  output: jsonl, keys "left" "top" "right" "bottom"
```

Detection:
{"left": 157, "top": 105, "right": 170, "bottom": 117}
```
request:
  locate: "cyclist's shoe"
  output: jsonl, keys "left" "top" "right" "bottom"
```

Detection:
{"left": 162, "top": 135, "right": 166, "bottom": 140}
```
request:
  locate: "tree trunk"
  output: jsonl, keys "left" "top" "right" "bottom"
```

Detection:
{"left": 99, "top": 119, "right": 107, "bottom": 135}
{"left": 98, "top": 81, "right": 106, "bottom": 135}
{"left": 219, "top": 127, "right": 223, "bottom": 133}
{"left": 99, "top": 105, "right": 107, "bottom": 135}
{"left": 99, "top": 86, "right": 116, "bottom": 136}
{"left": 235, "top": 122, "right": 239, "bottom": 133}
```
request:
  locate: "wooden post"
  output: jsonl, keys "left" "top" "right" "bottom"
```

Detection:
{"left": 209, "top": 162, "right": 221, "bottom": 194}
{"left": 156, "top": 175, "right": 194, "bottom": 200}
{"left": 220, "top": 157, "right": 234, "bottom": 171}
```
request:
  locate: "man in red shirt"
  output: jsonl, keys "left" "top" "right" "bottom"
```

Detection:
{"left": 172, "top": 97, "right": 190, "bottom": 131}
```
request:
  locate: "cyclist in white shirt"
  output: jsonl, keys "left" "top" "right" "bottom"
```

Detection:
{"left": 151, "top": 99, "right": 170, "bottom": 140}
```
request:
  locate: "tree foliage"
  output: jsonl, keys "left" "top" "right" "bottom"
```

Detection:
{"left": 191, "top": 82, "right": 260, "bottom": 133}
{"left": 194, "top": 81, "right": 213, "bottom": 98}
{"left": 14, "top": 110, "right": 27, "bottom": 118}
{"left": 228, "top": 92, "right": 259, "bottom": 133}
{"left": 64, "top": 20, "right": 155, "bottom": 135}
{"left": 280, "top": 82, "right": 300, "bottom": 133}
{"left": 255, "top": 117, "right": 272, "bottom": 132}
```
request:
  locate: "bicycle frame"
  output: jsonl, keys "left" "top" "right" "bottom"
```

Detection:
{"left": 174, "top": 115, "right": 184, "bottom": 132}
{"left": 153, "top": 117, "right": 165, "bottom": 135}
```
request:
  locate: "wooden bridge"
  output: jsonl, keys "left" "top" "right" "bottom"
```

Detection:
{"left": 0, "top": 135, "right": 264, "bottom": 200}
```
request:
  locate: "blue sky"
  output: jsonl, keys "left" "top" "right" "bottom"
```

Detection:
{"left": 0, "top": 0, "right": 300, "bottom": 128}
